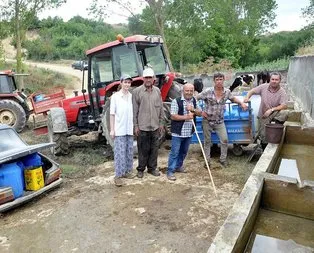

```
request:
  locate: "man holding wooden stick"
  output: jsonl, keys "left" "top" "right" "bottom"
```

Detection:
{"left": 166, "top": 83, "right": 202, "bottom": 181}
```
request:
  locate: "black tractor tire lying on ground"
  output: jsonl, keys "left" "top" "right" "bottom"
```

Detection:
{"left": 47, "top": 112, "right": 69, "bottom": 156}
{"left": 0, "top": 99, "right": 27, "bottom": 132}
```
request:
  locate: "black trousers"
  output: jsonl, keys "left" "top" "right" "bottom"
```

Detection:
{"left": 137, "top": 129, "right": 159, "bottom": 172}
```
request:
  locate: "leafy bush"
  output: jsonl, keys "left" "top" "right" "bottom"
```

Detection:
{"left": 181, "top": 57, "right": 233, "bottom": 74}
{"left": 235, "top": 58, "right": 290, "bottom": 73}
{"left": 23, "top": 17, "right": 126, "bottom": 61}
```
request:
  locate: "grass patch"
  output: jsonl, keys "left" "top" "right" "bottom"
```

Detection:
{"left": 61, "top": 164, "right": 80, "bottom": 175}
{"left": 295, "top": 44, "right": 314, "bottom": 56}
{"left": 235, "top": 57, "right": 290, "bottom": 73}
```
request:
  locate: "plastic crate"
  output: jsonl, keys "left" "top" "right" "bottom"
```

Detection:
{"left": 192, "top": 102, "right": 255, "bottom": 145}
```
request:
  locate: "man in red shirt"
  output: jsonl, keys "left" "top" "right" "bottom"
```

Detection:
{"left": 244, "top": 72, "right": 288, "bottom": 144}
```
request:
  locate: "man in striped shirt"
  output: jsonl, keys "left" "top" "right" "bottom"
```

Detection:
{"left": 244, "top": 72, "right": 288, "bottom": 145}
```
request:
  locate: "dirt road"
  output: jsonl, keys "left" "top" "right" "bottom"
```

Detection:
{"left": 0, "top": 126, "right": 258, "bottom": 253}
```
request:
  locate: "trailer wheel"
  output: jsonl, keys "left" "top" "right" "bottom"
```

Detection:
{"left": 232, "top": 144, "right": 243, "bottom": 156}
{"left": 0, "top": 99, "right": 26, "bottom": 132}
{"left": 47, "top": 113, "right": 69, "bottom": 156}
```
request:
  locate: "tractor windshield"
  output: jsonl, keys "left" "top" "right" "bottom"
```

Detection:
{"left": 0, "top": 75, "right": 15, "bottom": 93}
{"left": 89, "top": 42, "right": 169, "bottom": 87}
{"left": 90, "top": 44, "right": 138, "bottom": 86}
{"left": 142, "top": 45, "right": 169, "bottom": 75}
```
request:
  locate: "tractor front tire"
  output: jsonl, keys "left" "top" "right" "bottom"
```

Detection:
{"left": 0, "top": 99, "right": 27, "bottom": 132}
{"left": 47, "top": 113, "right": 69, "bottom": 156}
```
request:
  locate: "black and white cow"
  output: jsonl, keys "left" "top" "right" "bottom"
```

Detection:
{"left": 257, "top": 71, "right": 270, "bottom": 85}
{"left": 193, "top": 78, "right": 204, "bottom": 93}
{"left": 229, "top": 74, "right": 255, "bottom": 92}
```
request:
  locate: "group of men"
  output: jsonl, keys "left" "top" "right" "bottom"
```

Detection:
{"left": 109, "top": 68, "right": 288, "bottom": 186}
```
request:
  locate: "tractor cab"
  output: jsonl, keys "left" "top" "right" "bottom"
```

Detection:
{"left": 86, "top": 35, "right": 172, "bottom": 119}
{"left": 0, "top": 70, "right": 18, "bottom": 94}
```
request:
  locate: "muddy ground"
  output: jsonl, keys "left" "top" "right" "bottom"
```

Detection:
{"left": 0, "top": 124, "right": 259, "bottom": 253}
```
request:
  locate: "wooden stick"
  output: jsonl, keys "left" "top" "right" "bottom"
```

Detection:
{"left": 192, "top": 119, "right": 218, "bottom": 197}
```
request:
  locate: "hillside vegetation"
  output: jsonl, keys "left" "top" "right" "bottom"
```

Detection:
{"left": 15, "top": 19, "right": 314, "bottom": 72}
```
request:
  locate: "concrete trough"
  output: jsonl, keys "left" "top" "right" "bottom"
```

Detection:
{"left": 208, "top": 125, "right": 314, "bottom": 252}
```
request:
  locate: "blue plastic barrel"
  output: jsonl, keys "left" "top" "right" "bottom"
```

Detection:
{"left": 0, "top": 162, "right": 24, "bottom": 198}
{"left": 17, "top": 161, "right": 26, "bottom": 189}
{"left": 22, "top": 153, "right": 42, "bottom": 168}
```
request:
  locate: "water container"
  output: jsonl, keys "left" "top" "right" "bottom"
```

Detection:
{"left": 0, "top": 162, "right": 24, "bottom": 198}
{"left": 265, "top": 123, "right": 284, "bottom": 144}
{"left": 22, "top": 153, "right": 42, "bottom": 168}
{"left": 17, "top": 161, "right": 26, "bottom": 189}
{"left": 34, "top": 94, "right": 44, "bottom": 102}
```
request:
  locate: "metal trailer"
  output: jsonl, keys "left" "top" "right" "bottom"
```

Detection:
{"left": 28, "top": 87, "right": 66, "bottom": 132}
{"left": 191, "top": 101, "right": 255, "bottom": 156}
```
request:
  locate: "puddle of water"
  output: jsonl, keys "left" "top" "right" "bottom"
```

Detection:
{"left": 249, "top": 234, "right": 313, "bottom": 253}
{"left": 277, "top": 159, "right": 301, "bottom": 183}
{"left": 245, "top": 209, "right": 314, "bottom": 252}
{"left": 275, "top": 144, "right": 314, "bottom": 182}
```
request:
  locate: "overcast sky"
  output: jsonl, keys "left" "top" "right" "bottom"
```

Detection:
{"left": 39, "top": 0, "right": 310, "bottom": 33}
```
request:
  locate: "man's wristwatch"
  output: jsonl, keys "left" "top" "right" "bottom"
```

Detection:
{"left": 271, "top": 108, "right": 274, "bottom": 112}
{"left": 190, "top": 109, "right": 195, "bottom": 113}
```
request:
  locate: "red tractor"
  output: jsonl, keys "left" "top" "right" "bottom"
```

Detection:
{"left": 0, "top": 70, "right": 31, "bottom": 132}
{"left": 47, "top": 34, "right": 182, "bottom": 155}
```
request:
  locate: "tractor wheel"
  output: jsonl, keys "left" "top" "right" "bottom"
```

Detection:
{"left": 102, "top": 100, "right": 114, "bottom": 148}
{"left": 47, "top": 113, "right": 69, "bottom": 156}
{"left": 162, "top": 102, "right": 171, "bottom": 138}
{"left": 0, "top": 99, "right": 27, "bottom": 132}
{"left": 165, "top": 81, "right": 182, "bottom": 102}
{"left": 158, "top": 80, "right": 182, "bottom": 146}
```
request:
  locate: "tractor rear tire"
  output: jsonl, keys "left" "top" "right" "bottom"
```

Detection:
{"left": 166, "top": 81, "right": 182, "bottom": 102}
{"left": 102, "top": 100, "right": 114, "bottom": 148}
{"left": 161, "top": 80, "right": 182, "bottom": 142}
{"left": 0, "top": 99, "right": 27, "bottom": 132}
{"left": 47, "top": 113, "right": 69, "bottom": 156}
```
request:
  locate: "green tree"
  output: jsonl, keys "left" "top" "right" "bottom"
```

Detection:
{"left": 302, "top": 0, "right": 314, "bottom": 21}
{"left": 0, "top": 0, "right": 66, "bottom": 73}
{"left": 89, "top": 0, "right": 175, "bottom": 71}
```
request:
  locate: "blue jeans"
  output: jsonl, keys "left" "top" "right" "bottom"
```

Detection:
{"left": 167, "top": 136, "right": 191, "bottom": 175}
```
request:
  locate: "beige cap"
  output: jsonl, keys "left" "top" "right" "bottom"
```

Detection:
{"left": 143, "top": 68, "right": 155, "bottom": 77}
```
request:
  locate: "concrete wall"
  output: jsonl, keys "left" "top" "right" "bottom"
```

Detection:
{"left": 183, "top": 70, "right": 287, "bottom": 89}
{"left": 287, "top": 55, "right": 314, "bottom": 120}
